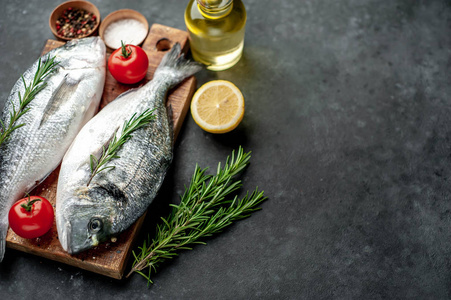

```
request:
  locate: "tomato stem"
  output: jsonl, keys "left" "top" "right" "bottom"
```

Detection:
{"left": 20, "top": 195, "right": 41, "bottom": 212}
{"left": 120, "top": 40, "right": 132, "bottom": 59}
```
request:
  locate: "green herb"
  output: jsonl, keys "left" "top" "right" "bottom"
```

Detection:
{"left": 20, "top": 194, "right": 41, "bottom": 212}
{"left": 127, "top": 147, "right": 266, "bottom": 284}
{"left": 120, "top": 41, "right": 132, "bottom": 59}
{"left": 0, "top": 55, "right": 59, "bottom": 146}
{"left": 87, "top": 109, "right": 156, "bottom": 186}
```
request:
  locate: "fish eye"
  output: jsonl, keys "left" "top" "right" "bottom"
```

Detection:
{"left": 88, "top": 218, "right": 103, "bottom": 233}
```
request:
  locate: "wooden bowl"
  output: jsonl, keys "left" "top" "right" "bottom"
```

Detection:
{"left": 99, "top": 9, "right": 149, "bottom": 50}
{"left": 49, "top": 0, "right": 100, "bottom": 41}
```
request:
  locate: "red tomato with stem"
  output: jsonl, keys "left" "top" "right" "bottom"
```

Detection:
{"left": 8, "top": 195, "right": 54, "bottom": 239}
{"left": 108, "top": 41, "right": 149, "bottom": 84}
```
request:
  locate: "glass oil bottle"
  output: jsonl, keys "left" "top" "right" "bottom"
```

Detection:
{"left": 185, "top": 0, "right": 246, "bottom": 71}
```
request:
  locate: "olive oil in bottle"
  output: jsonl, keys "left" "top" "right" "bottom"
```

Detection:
{"left": 185, "top": 0, "right": 246, "bottom": 71}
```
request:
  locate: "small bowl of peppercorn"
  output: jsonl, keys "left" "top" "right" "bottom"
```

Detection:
{"left": 49, "top": 0, "right": 100, "bottom": 41}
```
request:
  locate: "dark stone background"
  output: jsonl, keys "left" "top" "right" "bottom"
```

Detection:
{"left": 1, "top": 0, "right": 450, "bottom": 299}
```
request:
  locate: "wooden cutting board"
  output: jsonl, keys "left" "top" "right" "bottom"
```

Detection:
{"left": 5, "top": 24, "right": 197, "bottom": 279}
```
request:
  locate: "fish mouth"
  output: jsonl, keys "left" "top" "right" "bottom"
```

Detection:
{"left": 69, "top": 239, "right": 95, "bottom": 254}
{"left": 68, "top": 36, "right": 100, "bottom": 47}
{"left": 78, "top": 36, "right": 105, "bottom": 56}
{"left": 65, "top": 215, "right": 96, "bottom": 254}
{"left": 56, "top": 212, "right": 80, "bottom": 254}
{"left": 57, "top": 219, "right": 72, "bottom": 253}
{"left": 89, "top": 36, "right": 103, "bottom": 47}
{"left": 90, "top": 36, "right": 105, "bottom": 48}
{"left": 58, "top": 218, "right": 92, "bottom": 255}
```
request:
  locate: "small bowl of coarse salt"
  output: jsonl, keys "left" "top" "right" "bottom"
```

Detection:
{"left": 99, "top": 9, "right": 149, "bottom": 50}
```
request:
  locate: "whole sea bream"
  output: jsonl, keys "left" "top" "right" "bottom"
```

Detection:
{"left": 0, "top": 37, "right": 106, "bottom": 261}
{"left": 56, "top": 43, "right": 201, "bottom": 254}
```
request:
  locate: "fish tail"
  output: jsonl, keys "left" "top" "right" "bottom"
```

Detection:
{"left": 154, "top": 43, "right": 203, "bottom": 87}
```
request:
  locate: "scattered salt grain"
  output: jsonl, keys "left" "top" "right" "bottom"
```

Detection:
{"left": 103, "top": 18, "right": 148, "bottom": 49}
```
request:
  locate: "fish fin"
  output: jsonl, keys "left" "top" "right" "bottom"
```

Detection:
{"left": 154, "top": 43, "right": 203, "bottom": 87}
{"left": 0, "top": 221, "right": 7, "bottom": 262}
{"left": 39, "top": 74, "right": 80, "bottom": 127}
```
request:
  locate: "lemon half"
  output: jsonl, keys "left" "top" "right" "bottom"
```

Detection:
{"left": 190, "top": 80, "right": 245, "bottom": 134}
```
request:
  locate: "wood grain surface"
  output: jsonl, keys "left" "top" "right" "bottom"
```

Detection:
{"left": 5, "top": 23, "right": 197, "bottom": 279}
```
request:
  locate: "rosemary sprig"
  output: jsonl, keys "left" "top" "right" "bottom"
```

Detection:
{"left": 0, "top": 55, "right": 58, "bottom": 146}
{"left": 127, "top": 147, "right": 266, "bottom": 284}
{"left": 87, "top": 109, "right": 156, "bottom": 186}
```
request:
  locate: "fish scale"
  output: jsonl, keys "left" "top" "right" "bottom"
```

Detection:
{"left": 56, "top": 43, "right": 202, "bottom": 254}
{"left": 0, "top": 37, "right": 106, "bottom": 262}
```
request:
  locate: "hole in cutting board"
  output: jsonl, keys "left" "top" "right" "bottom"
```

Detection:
{"left": 156, "top": 38, "right": 171, "bottom": 51}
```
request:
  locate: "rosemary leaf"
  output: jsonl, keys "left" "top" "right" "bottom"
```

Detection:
{"left": 0, "top": 55, "right": 59, "bottom": 147}
{"left": 87, "top": 108, "right": 156, "bottom": 186}
{"left": 127, "top": 147, "right": 267, "bottom": 284}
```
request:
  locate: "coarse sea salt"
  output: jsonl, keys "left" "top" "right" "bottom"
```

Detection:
{"left": 103, "top": 18, "right": 148, "bottom": 49}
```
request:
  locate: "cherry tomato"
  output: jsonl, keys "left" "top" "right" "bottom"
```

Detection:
{"left": 108, "top": 41, "right": 149, "bottom": 84}
{"left": 8, "top": 195, "right": 54, "bottom": 239}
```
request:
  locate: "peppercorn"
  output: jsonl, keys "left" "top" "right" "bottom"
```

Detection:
{"left": 56, "top": 7, "right": 97, "bottom": 39}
